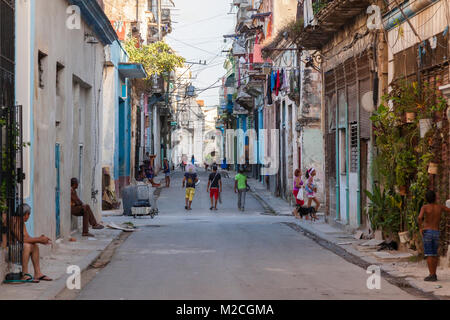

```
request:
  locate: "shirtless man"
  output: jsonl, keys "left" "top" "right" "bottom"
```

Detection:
{"left": 14, "top": 204, "right": 53, "bottom": 283}
{"left": 418, "top": 190, "right": 450, "bottom": 282}
{"left": 71, "top": 178, "right": 104, "bottom": 237}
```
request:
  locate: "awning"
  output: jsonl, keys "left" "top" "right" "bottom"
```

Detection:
{"left": 118, "top": 63, "right": 147, "bottom": 79}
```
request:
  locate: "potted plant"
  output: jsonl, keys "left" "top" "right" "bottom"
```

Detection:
{"left": 419, "top": 118, "right": 433, "bottom": 138}
{"left": 405, "top": 112, "right": 416, "bottom": 123}
{"left": 428, "top": 162, "right": 438, "bottom": 175}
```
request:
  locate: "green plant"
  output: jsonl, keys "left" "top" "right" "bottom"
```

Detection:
{"left": 369, "top": 80, "right": 444, "bottom": 238}
{"left": 365, "top": 185, "right": 402, "bottom": 235}
{"left": 395, "top": 149, "right": 416, "bottom": 187}
{"left": 124, "top": 38, "right": 185, "bottom": 80}
{"left": 312, "top": 0, "right": 330, "bottom": 15}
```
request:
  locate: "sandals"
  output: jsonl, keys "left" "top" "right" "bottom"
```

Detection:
{"left": 4, "top": 273, "right": 40, "bottom": 284}
{"left": 38, "top": 275, "right": 53, "bottom": 282}
{"left": 82, "top": 232, "right": 95, "bottom": 237}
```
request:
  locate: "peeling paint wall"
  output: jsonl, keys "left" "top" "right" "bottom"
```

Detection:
{"left": 24, "top": 0, "right": 106, "bottom": 246}
{"left": 299, "top": 51, "right": 324, "bottom": 203}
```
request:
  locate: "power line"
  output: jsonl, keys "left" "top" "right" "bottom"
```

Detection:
{"left": 166, "top": 35, "right": 225, "bottom": 56}
{"left": 175, "top": 13, "right": 230, "bottom": 29}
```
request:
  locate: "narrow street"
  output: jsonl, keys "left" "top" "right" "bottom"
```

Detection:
{"left": 76, "top": 170, "right": 416, "bottom": 300}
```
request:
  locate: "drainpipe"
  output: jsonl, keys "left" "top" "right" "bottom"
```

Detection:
{"left": 345, "top": 103, "right": 350, "bottom": 224}
{"left": 357, "top": 91, "right": 361, "bottom": 226}
{"left": 335, "top": 98, "right": 340, "bottom": 221}
{"left": 383, "top": 0, "right": 437, "bottom": 31}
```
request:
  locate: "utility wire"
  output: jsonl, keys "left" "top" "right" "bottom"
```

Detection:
{"left": 166, "top": 35, "right": 225, "bottom": 56}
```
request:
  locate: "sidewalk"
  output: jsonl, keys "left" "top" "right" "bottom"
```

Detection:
{"left": 0, "top": 216, "right": 123, "bottom": 300}
{"left": 247, "top": 177, "right": 450, "bottom": 299}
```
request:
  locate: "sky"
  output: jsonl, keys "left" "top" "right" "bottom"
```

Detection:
{"left": 166, "top": 0, "right": 236, "bottom": 107}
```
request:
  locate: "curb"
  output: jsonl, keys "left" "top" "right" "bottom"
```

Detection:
{"left": 250, "top": 188, "right": 442, "bottom": 300}
{"left": 249, "top": 189, "right": 277, "bottom": 215}
{"left": 38, "top": 231, "right": 124, "bottom": 300}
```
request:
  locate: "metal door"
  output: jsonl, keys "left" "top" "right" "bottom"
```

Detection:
{"left": 1, "top": 0, "right": 25, "bottom": 267}
{"left": 55, "top": 144, "right": 61, "bottom": 238}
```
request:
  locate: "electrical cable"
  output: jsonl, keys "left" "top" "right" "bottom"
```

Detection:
{"left": 166, "top": 35, "right": 225, "bottom": 55}
{"left": 175, "top": 13, "right": 230, "bottom": 29}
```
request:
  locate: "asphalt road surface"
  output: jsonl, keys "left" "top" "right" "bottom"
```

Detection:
{"left": 77, "top": 170, "right": 416, "bottom": 300}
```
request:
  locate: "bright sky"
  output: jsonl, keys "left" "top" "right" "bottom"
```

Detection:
{"left": 166, "top": 0, "right": 236, "bottom": 107}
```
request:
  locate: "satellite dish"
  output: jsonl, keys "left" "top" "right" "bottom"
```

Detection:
{"left": 361, "top": 91, "right": 374, "bottom": 113}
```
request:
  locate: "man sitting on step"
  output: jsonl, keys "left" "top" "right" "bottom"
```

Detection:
{"left": 71, "top": 178, "right": 104, "bottom": 237}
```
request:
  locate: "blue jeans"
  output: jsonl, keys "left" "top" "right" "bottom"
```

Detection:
{"left": 238, "top": 189, "right": 246, "bottom": 209}
{"left": 423, "top": 230, "right": 440, "bottom": 257}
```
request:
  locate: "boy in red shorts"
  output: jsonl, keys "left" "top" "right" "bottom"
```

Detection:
{"left": 207, "top": 165, "right": 222, "bottom": 211}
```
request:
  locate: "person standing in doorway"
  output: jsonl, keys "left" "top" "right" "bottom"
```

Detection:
{"left": 207, "top": 165, "right": 222, "bottom": 211}
{"left": 234, "top": 169, "right": 248, "bottom": 212}
{"left": 183, "top": 164, "right": 198, "bottom": 211}
{"left": 191, "top": 155, "right": 195, "bottom": 165}
{"left": 163, "top": 158, "right": 171, "bottom": 188}
{"left": 305, "top": 168, "right": 320, "bottom": 219}
{"left": 418, "top": 190, "right": 450, "bottom": 282}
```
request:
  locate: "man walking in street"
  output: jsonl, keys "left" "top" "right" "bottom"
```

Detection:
{"left": 183, "top": 164, "right": 198, "bottom": 211}
{"left": 163, "top": 158, "right": 171, "bottom": 188}
{"left": 71, "top": 178, "right": 104, "bottom": 237}
{"left": 207, "top": 165, "right": 222, "bottom": 211}
{"left": 234, "top": 169, "right": 248, "bottom": 212}
{"left": 418, "top": 190, "right": 450, "bottom": 282}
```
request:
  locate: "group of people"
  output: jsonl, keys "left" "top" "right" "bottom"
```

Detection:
{"left": 292, "top": 168, "right": 320, "bottom": 221}
{"left": 12, "top": 177, "right": 104, "bottom": 283}
{"left": 182, "top": 163, "right": 249, "bottom": 212}
{"left": 13, "top": 160, "right": 450, "bottom": 285}
{"left": 137, "top": 153, "right": 172, "bottom": 188}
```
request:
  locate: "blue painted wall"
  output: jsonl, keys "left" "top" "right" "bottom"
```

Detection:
{"left": 15, "top": 0, "right": 36, "bottom": 235}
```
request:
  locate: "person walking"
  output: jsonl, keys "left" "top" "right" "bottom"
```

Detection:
{"left": 418, "top": 190, "right": 450, "bottom": 282}
{"left": 207, "top": 165, "right": 222, "bottom": 211}
{"left": 305, "top": 168, "right": 320, "bottom": 219}
{"left": 163, "top": 158, "right": 171, "bottom": 188}
{"left": 191, "top": 155, "right": 195, "bottom": 165}
{"left": 292, "top": 169, "right": 305, "bottom": 219}
{"left": 234, "top": 169, "right": 248, "bottom": 212}
{"left": 183, "top": 164, "right": 198, "bottom": 211}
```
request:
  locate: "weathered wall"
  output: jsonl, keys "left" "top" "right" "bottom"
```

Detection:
{"left": 273, "top": 0, "right": 298, "bottom": 39}
{"left": 299, "top": 51, "right": 324, "bottom": 203}
{"left": 301, "top": 128, "right": 325, "bottom": 202}
{"left": 28, "top": 0, "right": 106, "bottom": 244}
{"left": 103, "top": 0, "right": 150, "bottom": 43}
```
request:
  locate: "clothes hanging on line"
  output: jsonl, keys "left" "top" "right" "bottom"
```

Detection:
{"left": 266, "top": 74, "right": 273, "bottom": 105}
{"left": 271, "top": 71, "right": 276, "bottom": 91}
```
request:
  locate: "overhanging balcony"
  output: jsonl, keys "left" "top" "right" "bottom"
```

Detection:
{"left": 299, "top": 0, "right": 372, "bottom": 49}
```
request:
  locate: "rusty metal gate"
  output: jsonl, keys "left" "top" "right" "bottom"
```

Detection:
{"left": 0, "top": 0, "right": 25, "bottom": 271}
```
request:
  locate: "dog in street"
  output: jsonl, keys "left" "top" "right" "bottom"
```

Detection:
{"left": 296, "top": 206, "right": 317, "bottom": 221}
